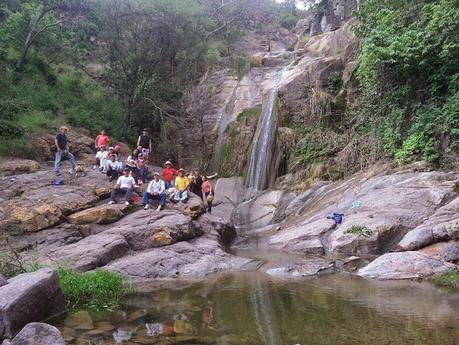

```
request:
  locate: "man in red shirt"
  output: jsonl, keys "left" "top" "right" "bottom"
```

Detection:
{"left": 161, "top": 161, "right": 177, "bottom": 189}
{"left": 95, "top": 130, "right": 110, "bottom": 150}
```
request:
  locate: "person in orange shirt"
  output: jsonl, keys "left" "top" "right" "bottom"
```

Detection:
{"left": 161, "top": 161, "right": 177, "bottom": 189}
{"left": 95, "top": 130, "right": 110, "bottom": 150}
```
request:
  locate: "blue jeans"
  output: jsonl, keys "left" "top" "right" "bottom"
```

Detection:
{"left": 173, "top": 190, "right": 188, "bottom": 203}
{"left": 165, "top": 180, "right": 174, "bottom": 189}
{"left": 55, "top": 150, "right": 76, "bottom": 174}
{"left": 142, "top": 192, "right": 166, "bottom": 206}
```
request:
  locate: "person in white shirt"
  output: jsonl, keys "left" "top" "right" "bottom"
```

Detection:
{"left": 106, "top": 154, "right": 123, "bottom": 181}
{"left": 142, "top": 172, "right": 166, "bottom": 211}
{"left": 108, "top": 168, "right": 136, "bottom": 205}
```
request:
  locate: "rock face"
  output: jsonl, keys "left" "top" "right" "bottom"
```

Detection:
{"left": 0, "top": 269, "right": 65, "bottom": 339}
{"left": 2, "top": 322, "right": 65, "bottom": 345}
{"left": 0, "top": 160, "right": 40, "bottom": 176}
{"left": 232, "top": 189, "right": 295, "bottom": 229}
{"left": 212, "top": 177, "right": 246, "bottom": 221}
{"left": 358, "top": 252, "right": 452, "bottom": 280}
{"left": 259, "top": 170, "right": 458, "bottom": 256}
{"left": 0, "top": 275, "right": 7, "bottom": 287}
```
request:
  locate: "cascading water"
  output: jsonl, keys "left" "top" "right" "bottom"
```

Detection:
{"left": 246, "top": 65, "right": 290, "bottom": 191}
{"left": 210, "top": 88, "right": 238, "bottom": 173}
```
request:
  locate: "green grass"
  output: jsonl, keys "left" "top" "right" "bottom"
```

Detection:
{"left": 432, "top": 271, "right": 459, "bottom": 290}
{"left": 346, "top": 225, "right": 373, "bottom": 238}
{"left": 57, "top": 267, "right": 132, "bottom": 312}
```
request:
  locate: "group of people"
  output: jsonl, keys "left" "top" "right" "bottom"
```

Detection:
{"left": 54, "top": 127, "right": 216, "bottom": 213}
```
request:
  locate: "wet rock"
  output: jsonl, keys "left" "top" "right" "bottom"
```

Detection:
{"left": 64, "top": 311, "right": 94, "bottom": 330}
{"left": 69, "top": 204, "right": 125, "bottom": 225}
{"left": 0, "top": 268, "right": 65, "bottom": 338}
{"left": 171, "top": 193, "right": 205, "bottom": 219}
{"left": 212, "top": 177, "right": 245, "bottom": 221}
{"left": 442, "top": 242, "right": 459, "bottom": 263}
{"left": 106, "top": 237, "right": 254, "bottom": 281}
{"left": 0, "top": 159, "right": 40, "bottom": 176}
{"left": 197, "top": 213, "right": 237, "bottom": 246}
{"left": 358, "top": 251, "right": 452, "bottom": 280}
{"left": 3, "top": 322, "right": 65, "bottom": 345}
{"left": 397, "top": 197, "right": 459, "bottom": 251}
{"left": 45, "top": 234, "right": 130, "bottom": 271}
{"left": 232, "top": 190, "right": 295, "bottom": 228}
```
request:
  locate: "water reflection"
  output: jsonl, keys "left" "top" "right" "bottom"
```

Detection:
{"left": 56, "top": 273, "right": 459, "bottom": 345}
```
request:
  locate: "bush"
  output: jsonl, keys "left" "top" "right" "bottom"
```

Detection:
{"left": 432, "top": 271, "right": 459, "bottom": 289}
{"left": 345, "top": 225, "right": 373, "bottom": 238}
{"left": 57, "top": 267, "right": 131, "bottom": 312}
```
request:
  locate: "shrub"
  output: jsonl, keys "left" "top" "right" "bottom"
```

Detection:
{"left": 346, "top": 225, "right": 373, "bottom": 238}
{"left": 432, "top": 271, "right": 459, "bottom": 289}
{"left": 57, "top": 267, "right": 131, "bottom": 312}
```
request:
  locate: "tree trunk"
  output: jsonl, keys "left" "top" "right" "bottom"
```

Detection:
{"left": 15, "top": 7, "right": 45, "bottom": 71}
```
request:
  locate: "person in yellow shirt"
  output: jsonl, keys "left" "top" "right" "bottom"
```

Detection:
{"left": 173, "top": 168, "right": 190, "bottom": 203}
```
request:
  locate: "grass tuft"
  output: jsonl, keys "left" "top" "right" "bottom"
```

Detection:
{"left": 57, "top": 267, "right": 132, "bottom": 312}
{"left": 346, "top": 225, "right": 373, "bottom": 238}
{"left": 432, "top": 271, "right": 459, "bottom": 290}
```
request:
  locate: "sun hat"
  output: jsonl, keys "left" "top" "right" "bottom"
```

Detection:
{"left": 164, "top": 160, "right": 172, "bottom": 166}
{"left": 178, "top": 168, "right": 185, "bottom": 173}
{"left": 154, "top": 172, "right": 160, "bottom": 176}
{"left": 109, "top": 146, "right": 114, "bottom": 150}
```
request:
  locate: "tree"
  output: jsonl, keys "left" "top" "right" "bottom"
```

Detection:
{"left": 15, "top": 0, "right": 65, "bottom": 71}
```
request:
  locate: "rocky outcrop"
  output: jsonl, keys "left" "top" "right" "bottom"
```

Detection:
{"left": 258, "top": 170, "right": 458, "bottom": 256}
{"left": 68, "top": 204, "right": 126, "bottom": 225}
{"left": 358, "top": 251, "right": 452, "bottom": 280}
{"left": 0, "top": 269, "right": 65, "bottom": 339}
{"left": 0, "top": 160, "right": 40, "bottom": 176}
{"left": 212, "top": 177, "right": 245, "bottom": 220}
{"left": 1, "top": 323, "right": 65, "bottom": 345}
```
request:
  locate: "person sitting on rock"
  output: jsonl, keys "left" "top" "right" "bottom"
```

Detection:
{"left": 114, "top": 144, "right": 122, "bottom": 160}
{"left": 190, "top": 168, "right": 204, "bottom": 199}
{"left": 54, "top": 126, "right": 77, "bottom": 176}
{"left": 94, "top": 146, "right": 106, "bottom": 170}
{"left": 135, "top": 153, "right": 149, "bottom": 183}
{"left": 142, "top": 172, "right": 166, "bottom": 211}
{"left": 162, "top": 160, "right": 177, "bottom": 190}
{"left": 173, "top": 168, "right": 190, "bottom": 203}
{"left": 106, "top": 154, "right": 123, "bottom": 182}
{"left": 201, "top": 175, "right": 213, "bottom": 213}
{"left": 108, "top": 167, "right": 136, "bottom": 206}
{"left": 100, "top": 147, "right": 115, "bottom": 173}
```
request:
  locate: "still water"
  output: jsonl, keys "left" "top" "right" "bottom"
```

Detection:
{"left": 56, "top": 273, "right": 459, "bottom": 345}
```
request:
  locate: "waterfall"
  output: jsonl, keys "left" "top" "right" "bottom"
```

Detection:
{"left": 210, "top": 87, "right": 238, "bottom": 173}
{"left": 246, "top": 66, "right": 288, "bottom": 191}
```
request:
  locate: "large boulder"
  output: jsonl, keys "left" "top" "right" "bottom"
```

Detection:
{"left": 2, "top": 322, "right": 65, "bottom": 345}
{"left": 212, "top": 177, "right": 246, "bottom": 221}
{"left": 44, "top": 234, "right": 130, "bottom": 271}
{"left": 68, "top": 204, "right": 125, "bottom": 225}
{"left": 232, "top": 190, "right": 295, "bottom": 229}
{"left": 397, "top": 197, "right": 459, "bottom": 251}
{"left": 106, "top": 237, "right": 254, "bottom": 281}
{"left": 0, "top": 160, "right": 40, "bottom": 176}
{"left": 0, "top": 269, "right": 65, "bottom": 339}
{"left": 358, "top": 251, "right": 452, "bottom": 280}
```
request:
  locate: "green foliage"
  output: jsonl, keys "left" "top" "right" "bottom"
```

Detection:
{"left": 294, "top": 126, "right": 347, "bottom": 166}
{"left": 57, "top": 267, "right": 131, "bottom": 311}
{"left": 354, "top": 0, "right": 459, "bottom": 166}
{"left": 345, "top": 225, "right": 373, "bottom": 238}
{"left": 432, "top": 271, "right": 459, "bottom": 290}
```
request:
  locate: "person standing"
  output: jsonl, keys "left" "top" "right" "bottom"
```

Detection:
{"left": 137, "top": 128, "right": 152, "bottom": 160}
{"left": 108, "top": 168, "right": 136, "bottom": 205}
{"left": 162, "top": 161, "right": 177, "bottom": 189}
{"left": 201, "top": 176, "right": 213, "bottom": 213}
{"left": 142, "top": 172, "right": 167, "bottom": 211}
{"left": 94, "top": 130, "right": 109, "bottom": 150}
{"left": 54, "top": 126, "right": 77, "bottom": 176}
{"left": 191, "top": 168, "right": 204, "bottom": 199}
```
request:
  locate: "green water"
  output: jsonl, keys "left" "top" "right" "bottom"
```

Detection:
{"left": 57, "top": 273, "right": 459, "bottom": 345}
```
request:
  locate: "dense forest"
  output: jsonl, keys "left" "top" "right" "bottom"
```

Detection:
{"left": 0, "top": 0, "right": 458, "bottom": 169}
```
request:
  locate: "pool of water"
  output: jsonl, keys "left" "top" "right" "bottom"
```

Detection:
{"left": 56, "top": 273, "right": 459, "bottom": 345}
